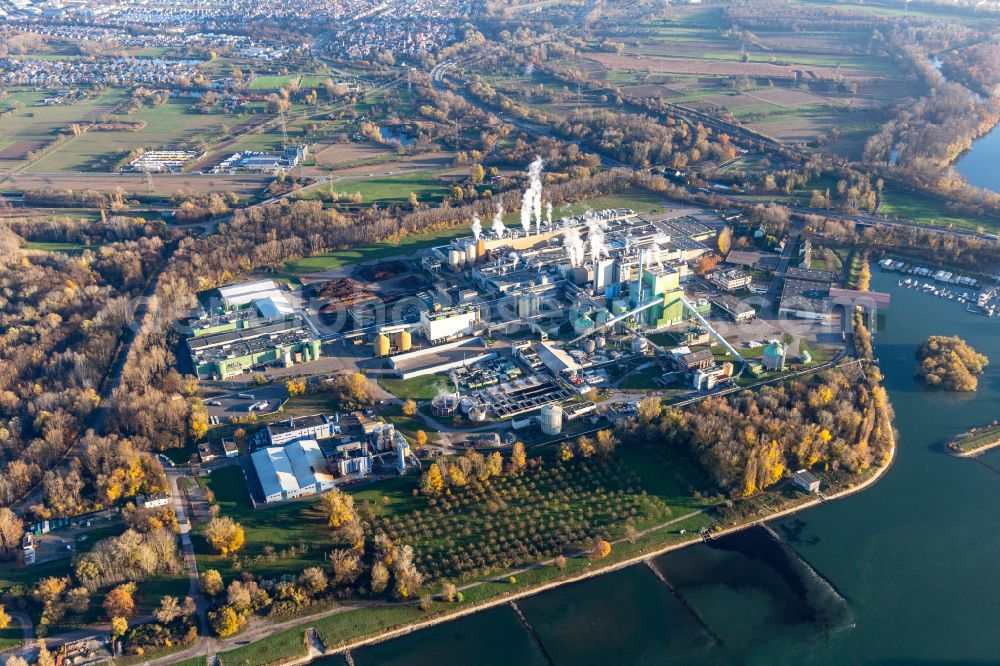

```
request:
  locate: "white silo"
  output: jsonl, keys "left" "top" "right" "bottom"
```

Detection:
{"left": 465, "top": 242, "right": 477, "bottom": 266}
{"left": 540, "top": 404, "right": 563, "bottom": 435}
{"left": 517, "top": 293, "right": 532, "bottom": 319}
{"left": 448, "top": 248, "right": 464, "bottom": 272}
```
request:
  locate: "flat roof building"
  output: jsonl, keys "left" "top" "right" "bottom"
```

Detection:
{"left": 252, "top": 439, "right": 334, "bottom": 503}
{"left": 266, "top": 414, "right": 334, "bottom": 446}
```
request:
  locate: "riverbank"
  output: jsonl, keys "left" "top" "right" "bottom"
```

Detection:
{"left": 947, "top": 422, "right": 1000, "bottom": 456}
{"left": 207, "top": 423, "right": 897, "bottom": 666}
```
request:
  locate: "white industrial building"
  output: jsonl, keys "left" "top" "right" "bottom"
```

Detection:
{"left": 266, "top": 414, "right": 335, "bottom": 446}
{"left": 252, "top": 439, "right": 335, "bottom": 503}
{"left": 217, "top": 279, "right": 293, "bottom": 313}
{"left": 420, "top": 306, "right": 477, "bottom": 342}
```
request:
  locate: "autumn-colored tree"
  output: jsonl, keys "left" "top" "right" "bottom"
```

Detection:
{"left": 590, "top": 539, "right": 612, "bottom": 560}
{"left": 595, "top": 429, "right": 619, "bottom": 456}
{"left": 415, "top": 430, "right": 428, "bottom": 447}
{"left": 0, "top": 603, "right": 10, "bottom": 630}
{"left": 299, "top": 567, "right": 329, "bottom": 596}
{"left": 486, "top": 451, "right": 503, "bottom": 478}
{"left": 420, "top": 463, "right": 444, "bottom": 496}
{"left": 153, "top": 596, "right": 181, "bottom": 624}
{"left": 204, "top": 516, "right": 245, "bottom": 555}
{"left": 717, "top": 226, "right": 733, "bottom": 257}
{"left": 554, "top": 555, "right": 567, "bottom": 570}
{"left": 636, "top": 396, "right": 662, "bottom": 423}
{"left": 401, "top": 399, "right": 417, "bottom": 416}
{"left": 507, "top": 442, "right": 526, "bottom": 475}
{"left": 471, "top": 163, "right": 485, "bottom": 184}
{"left": 0, "top": 508, "right": 24, "bottom": 559}
{"left": 558, "top": 442, "right": 574, "bottom": 463}
{"left": 110, "top": 616, "right": 128, "bottom": 639}
{"left": 189, "top": 398, "right": 209, "bottom": 440}
{"left": 576, "top": 436, "right": 596, "bottom": 458}
{"left": 103, "top": 582, "right": 136, "bottom": 619}
{"left": 209, "top": 605, "right": 243, "bottom": 638}
{"left": 200, "top": 569, "right": 224, "bottom": 596}
{"left": 857, "top": 259, "right": 871, "bottom": 292}
{"left": 319, "top": 488, "right": 356, "bottom": 528}
{"left": 370, "top": 561, "right": 390, "bottom": 594}
{"left": 286, "top": 379, "right": 306, "bottom": 397}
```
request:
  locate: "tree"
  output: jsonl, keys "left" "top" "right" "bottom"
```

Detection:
{"left": 508, "top": 442, "right": 526, "bottom": 475}
{"left": 420, "top": 463, "right": 444, "bottom": 496}
{"left": 401, "top": 399, "right": 417, "bottom": 416}
{"left": 111, "top": 616, "right": 128, "bottom": 639}
{"left": 471, "top": 163, "right": 485, "bottom": 184}
{"left": 0, "top": 508, "right": 23, "bottom": 559}
{"left": 0, "top": 604, "right": 10, "bottom": 630}
{"left": 441, "top": 582, "right": 458, "bottom": 602}
{"left": 408, "top": 192, "right": 419, "bottom": 208}
{"left": 153, "top": 596, "right": 181, "bottom": 624}
{"left": 717, "top": 226, "right": 733, "bottom": 257}
{"left": 554, "top": 555, "right": 567, "bottom": 570}
{"left": 486, "top": 451, "right": 503, "bottom": 478}
{"left": 595, "top": 429, "right": 619, "bottom": 456}
{"left": 4, "top": 656, "right": 29, "bottom": 666}
{"left": 200, "top": 569, "right": 224, "bottom": 596}
{"left": 558, "top": 442, "right": 574, "bottom": 463}
{"left": 637, "top": 396, "right": 662, "bottom": 423}
{"left": 590, "top": 539, "right": 612, "bottom": 560}
{"left": 319, "top": 488, "right": 356, "bottom": 528}
{"left": 299, "top": 567, "right": 328, "bottom": 596}
{"left": 209, "top": 605, "right": 243, "bottom": 638}
{"left": 415, "top": 430, "right": 428, "bottom": 447}
{"left": 104, "top": 583, "right": 136, "bottom": 619}
{"left": 370, "top": 561, "right": 390, "bottom": 594}
{"left": 576, "top": 435, "right": 596, "bottom": 458}
{"left": 204, "top": 517, "right": 245, "bottom": 555}
{"left": 857, "top": 259, "right": 871, "bottom": 292}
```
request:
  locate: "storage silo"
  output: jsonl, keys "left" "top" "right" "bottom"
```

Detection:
{"left": 465, "top": 242, "right": 477, "bottom": 266}
{"left": 448, "top": 248, "right": 464, "bottom": 272}
{"left": 539, "top": 404, "right": 563, "bottom": 435}
{"left": 394, "top": 330, "right": 412, "bottom": 353}
{"left": 517, "top": 293, "right": 532, "bottom": 319}
{"left": 468, "top": 405, "right": 487, "bottom": 422}
{"left": 374, "top": 334, "right": 391, "bottom": 357}
{"left": 630, "top": 336, "right": 648, "bottom": 354}
{"left": 583, "top": 339, "right": 596, "bottom": 355}
{"left": 595, "top": 335, "right": 606, "bottom": 349}
{"left": 573, "top": 314, "right": 595, "bottom": 336}
{"left": 530, "top": 292, "right": 542, "bottom": 315}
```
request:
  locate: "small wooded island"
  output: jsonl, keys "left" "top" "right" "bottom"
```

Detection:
{"left": 915, "top": 336, "right": 989, "bottom": 392}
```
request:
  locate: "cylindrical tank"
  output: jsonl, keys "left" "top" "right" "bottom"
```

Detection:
{"left": 448, "top": 248, "right": 464, "bottom": 272}
{"left": 517, "top": 293, "right": 532, "bottom": 319}
{"left": 394, "top": 330, "right": 412, "bottom": 352}
{"left": 539, "top": 404, "right": 563, "bottom": 435}
{"left": 432, "top": 394, "right": 458, "bottom": 416}
{"left": 310, "top": 339, "right": 321, "bottom": 359}
{"left": 468, "top": 406, "right": 487, "bottom": 422}
{"left": 374, "top": 334, "right": 390, "bottom": 357}
{"left": 459, "top": 397, "right": 475, "bottom": 414}
{"left": 595, "top": 335, "right": 606, "bottom": 349}
{"left": 283, "top": 349, "right": 293, "bottom": 367}
{"left": 573, "top": 314, "right": 595, "bottom": 336}
{"left": 583, "top": 339, "right": 596, "bottom": 355}
{"left": 476, "top": 238, "right": 486, "bottom": 259}
{"left": 630, "top": 336, "right": 648, "bottom": 354}
{"left": 530, "top": 293, "right": 542, "bottom": 314}
{"left": 465, "top": 242, "right": 477, "bottom": 266}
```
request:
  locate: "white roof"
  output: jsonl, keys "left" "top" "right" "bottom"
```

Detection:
{"left": 251, "top": 440, "right": 333, "bottom": 499}
{"left": 537, "top": 341, "right": 580, "bottom": 374}
{"left": 254, "top": 295, "right": 294, "bottom": 319}
{"left": 251, "top": 446, "right": 300, "bottom": 498}
{"left": 218, "top": 280, "right": 285, "bottom": 308}
{"left": 286, "top": 440, "right": 334, "bottom": 486}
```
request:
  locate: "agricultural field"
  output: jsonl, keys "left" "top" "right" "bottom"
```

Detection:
{"left": 3, "top": 172, "right": 271, "bottom": 197}
{"left": 525, "top": 4, "right": 919, "bottom": 158}
{"left": 879, "top": 189, "right": 999, "bottom": 234}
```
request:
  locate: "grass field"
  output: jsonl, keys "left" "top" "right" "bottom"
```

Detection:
{"left": 378, "top": 376, "right": 449, "bottom": 400}
{"left": 21, "top": 241, "right": 88, "bottom": 253}
{"left": 217, "top": 627, "right": 308, "bottom": 666}
{"left": 322, "top": 171, "right": 451, "bottom": 206}
{"left": 274, "top": 224, "right": 467, "bottom": 283}
{"left": 880, "top": 189, "right": 998, "bottom": 233}
{"left": 0, "top": 617, "right": 21, "bottom": 653}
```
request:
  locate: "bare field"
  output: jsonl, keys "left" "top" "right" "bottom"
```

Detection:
{"left": 3, "top": 172, "right": 271, "bottom": 195}
{"left": 584, "top": 52, "right": 875, "bottom": 81}
{"left": 312, "top": 141, "right": 394, "bottom": 167}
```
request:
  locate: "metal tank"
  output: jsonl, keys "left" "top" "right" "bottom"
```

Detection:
{"left": 374, "top": 334, "right": 390, "bottom": 357}
{"left": 539, "top": 404, "right": 563, "bottom": 435}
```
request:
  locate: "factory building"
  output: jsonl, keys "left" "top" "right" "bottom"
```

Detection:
{"left": 252, "top": 439, "right": 335, "bottom": 503}
{"left": 187, "top": 280, "right": 321, "bottom": 379}
{"left": 711, "top": 268, "right": 753, "bottom": 292}
{"left": 266, "top": 414, "right": 335, "bottom": 446}
{"left": 420, "top": 305, "right": 478, "bottom": 342}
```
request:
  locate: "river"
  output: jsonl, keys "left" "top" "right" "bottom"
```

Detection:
{"left": 956, "top": 122, "right": 1000, "bottom": 193}
{"left": 314, "top": 270, "right": 1000, "bottom": 665}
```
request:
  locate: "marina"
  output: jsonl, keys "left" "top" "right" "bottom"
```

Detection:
{"left": 878, "top": 258, "right": 999, "bottom": 316}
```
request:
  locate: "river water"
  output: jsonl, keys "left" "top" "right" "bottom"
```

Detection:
{"left": 316, "top": 270, "right": 1000, "bottom": 665}
{"left": 956, "top": 123, "right": 1000, "bottom": 193}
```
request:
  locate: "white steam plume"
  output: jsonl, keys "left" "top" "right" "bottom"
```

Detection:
{"left": 546, "top": 201, "right": 553, "bottom": 227}
{"left": 520, "top": 156, "right": 544, "bottom": 235}
{"left": 492, "top": 202, "right": 506, "bottom": 238}
{"left": 564, "top": 221, "right": 585, "bottom": 268}
{"left": 586, "top": 212, "right": 608, "bottom": 264}
{"left": 471, "top": 214, "right": 482, "bottom": 241}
